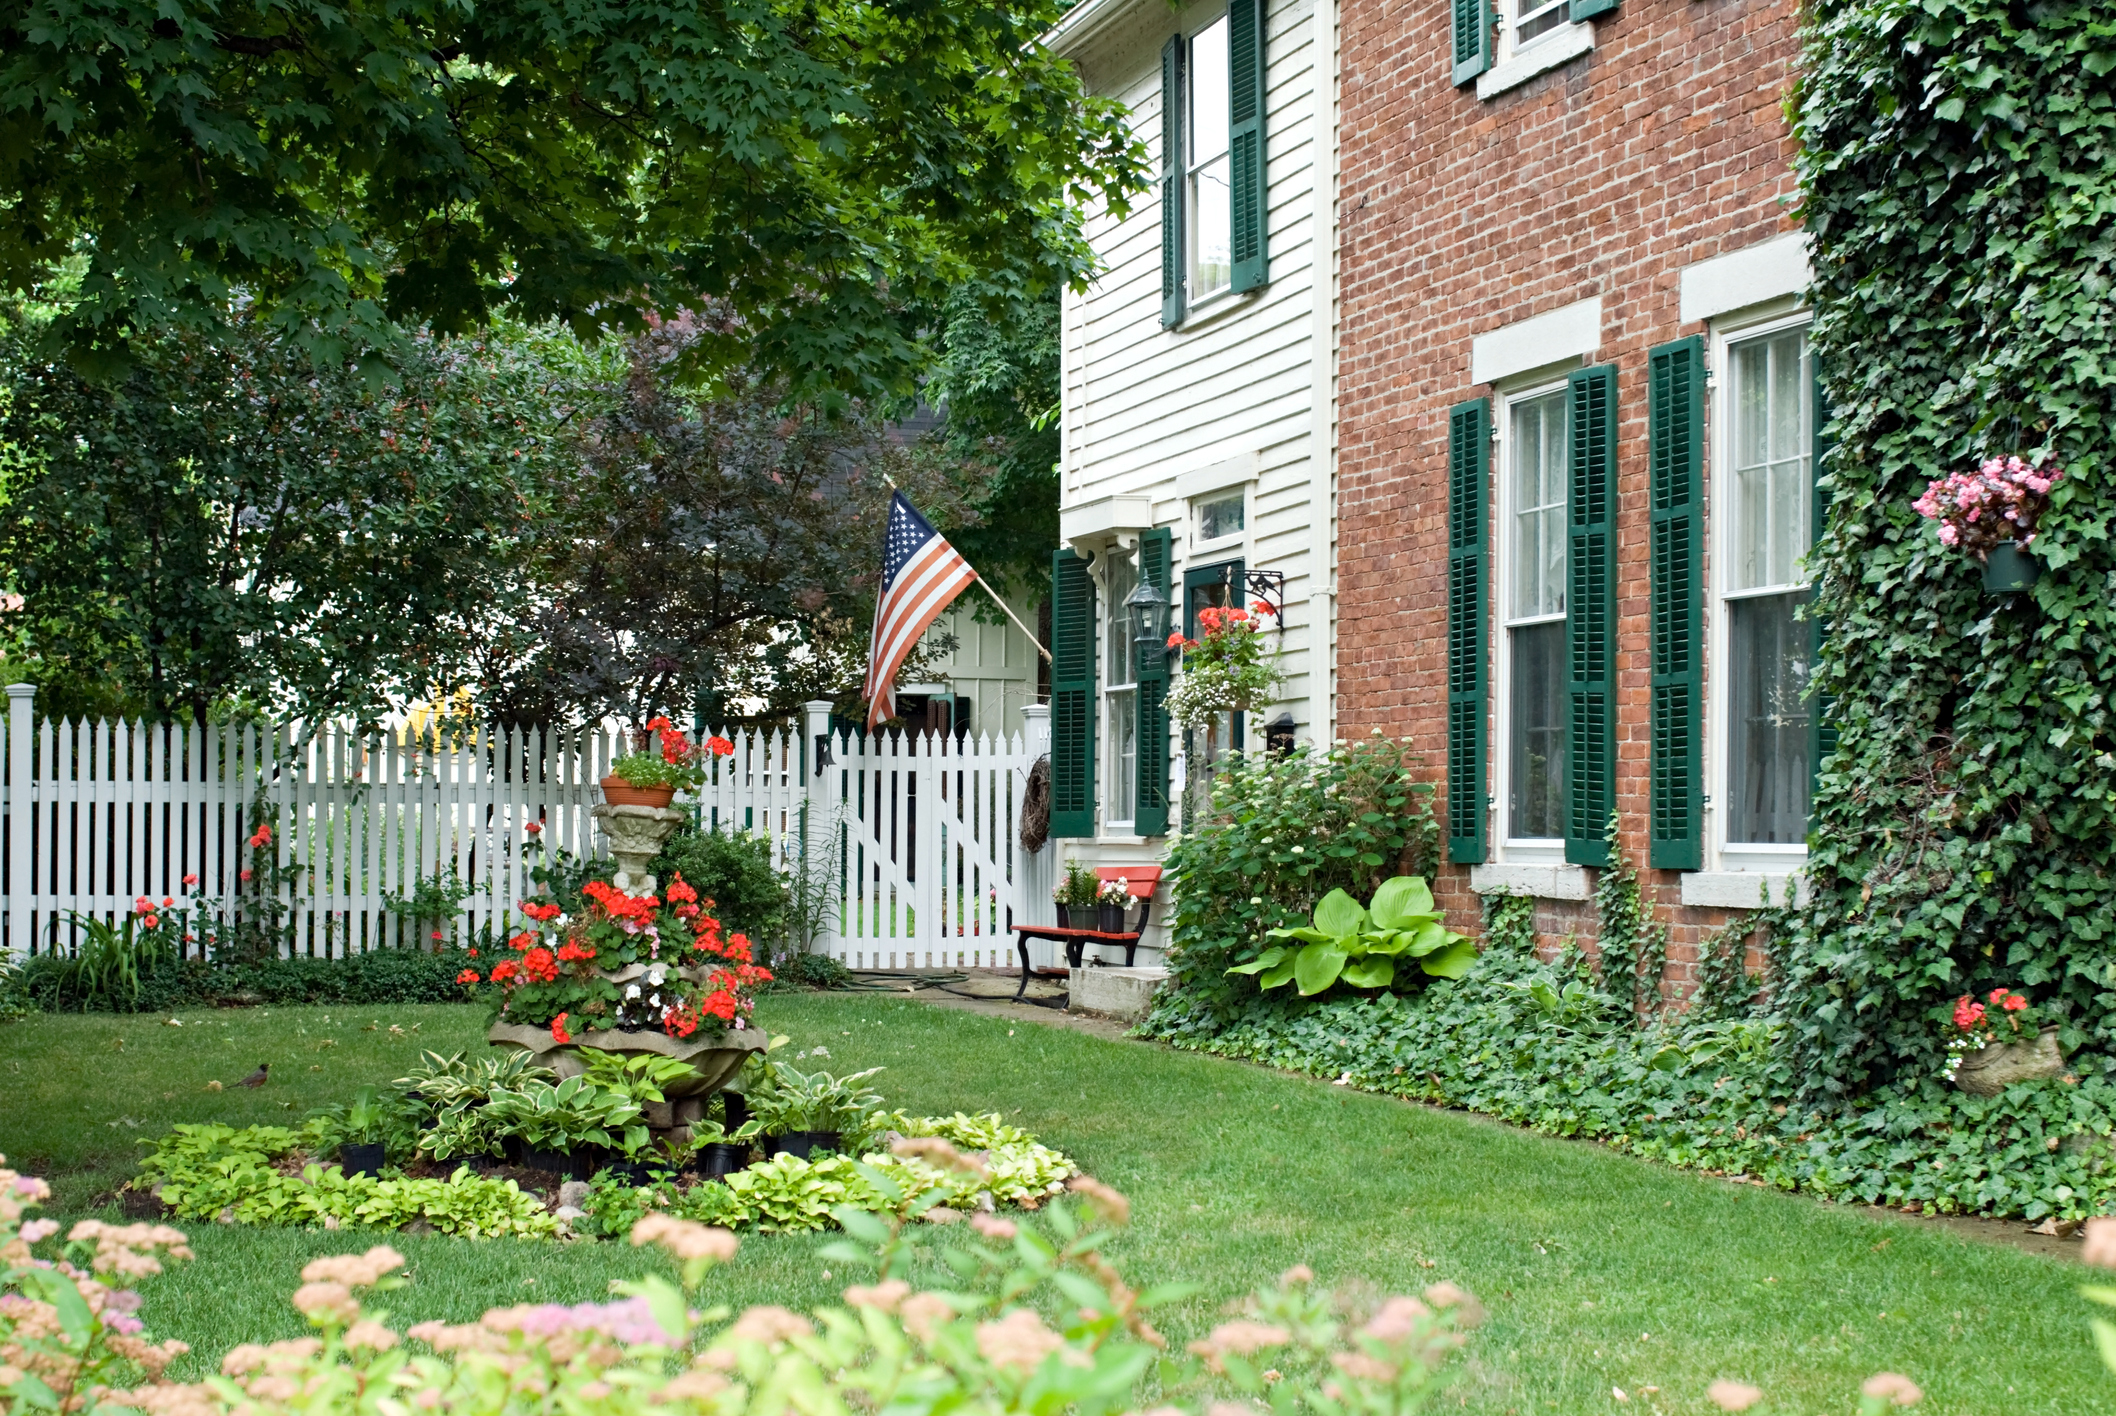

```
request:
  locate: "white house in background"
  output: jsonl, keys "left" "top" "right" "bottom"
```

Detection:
{"left": 897, "top": 601, "right": 1041, "bottom": 740}
{"left": 1041, "top": 0, "right": 1340, "bottom": 956}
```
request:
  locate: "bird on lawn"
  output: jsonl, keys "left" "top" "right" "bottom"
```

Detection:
{"left": 237, "top": 1063, "right": 270, "bottom": 1089}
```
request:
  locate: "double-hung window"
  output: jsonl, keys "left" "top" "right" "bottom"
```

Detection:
{"left": 1159, "top": 0, "right": 1268, "bottom": 327}
{"left": 1502, "top": 387, "right": 1569, "bottom": 846}
{"left": 1717, "top": 323, "right": 1812, "bottom": 854}
{"left": 1102, "top": 547, "right": 1139, "bottom": 830}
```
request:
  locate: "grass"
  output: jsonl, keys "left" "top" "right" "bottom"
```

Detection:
{"left": 2, "top": 995, "right": 2109, "bottom": 1414}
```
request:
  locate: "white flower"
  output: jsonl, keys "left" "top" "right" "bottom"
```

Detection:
{"left": 647, "top": 966, "right": 666, "bottom": 987}
{"left": 625, "top": 983, "right": 642, "bottom": 1000}
{"left": 649, "top": 993, "right": 661, "bottom": 1007}
{"left": 811, "top": 1046, "right": 830, "bottom": 1058}
{"left": 1291, "top": 845, "right": 1304, "bottom": 854}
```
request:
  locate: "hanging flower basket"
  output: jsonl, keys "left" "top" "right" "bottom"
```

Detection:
{"left": 1912, "top": 454, "right": 2062, "bottom": 596}
{"left": 1163, "top": 601, "right": 1286, "bottom": 729}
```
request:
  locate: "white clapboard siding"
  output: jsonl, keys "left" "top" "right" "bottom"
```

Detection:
{"left": 1052, "top": 0, "right": 1334, "bottom": 764}
{"left": 1, "top": 689, "right": 1049, "bottom": 970}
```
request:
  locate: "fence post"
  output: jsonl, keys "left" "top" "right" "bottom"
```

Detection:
{"left": 798, "top": 701, "right": 835, "bottom": 959}
{"left": 1019, "top": 704, "right": 1055, "bottom": 938}
{"left": 6, "top": 683, "right": 32, "bottom": 957}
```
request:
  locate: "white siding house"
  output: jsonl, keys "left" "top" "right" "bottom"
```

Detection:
{"left": 1042, "top": 0, "right": 1339, "bottom": 957}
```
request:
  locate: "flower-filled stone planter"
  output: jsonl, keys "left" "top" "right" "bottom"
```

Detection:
{"left": 1945, "top": 987, "right": 2063, "bottom": 1096}
{"left": 1954, "top": 1026, "right": 2065, "bottom": 1097}
{"left": 487, "top": 1019, "right": 768, "bottom": 1098}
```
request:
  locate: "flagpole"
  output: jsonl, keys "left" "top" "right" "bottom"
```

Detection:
{"left": 877, "top": 472, "right": 1053, "bottom": 664}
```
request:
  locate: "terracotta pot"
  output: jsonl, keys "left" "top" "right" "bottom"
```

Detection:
{"left": 600, "top": 775, "right": 676, "bottom": 809}
{"left": 1953, "top": 1025, "right": 2065, "bottom": 1096}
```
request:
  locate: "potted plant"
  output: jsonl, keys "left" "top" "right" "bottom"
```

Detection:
{"left": 1164, "top": 602, "right": 1288, "bottom": 802}
{"left": 394, "top": 1048, "right": 554, "bottom": 1167}
{"left": 308, "top": 1086, "right": 399, "bottom": 1178}
{"left": 1944, "top": 986, "right": 2065, "bottom": 1096}
{"left": 480, "top": 1074, "right": 650, "bottom": 1178}
{"left": 691, "top": 1111, "right": 764, "bottom": 1178}
{"left": 1912, "top": 454, "right": 2064, "bottom": 594}
{"left": 600, "top": 716, "right": 733, "bottom": 807}
{"left": 1095, "top": 876, "right": 1133, "bottom": 933}
{"left": 1057, "top": 861, "right": 1099, "bottom": 929}
{"left": 474, "top": 869, "right": 774, "bottom": 1091}
{"left": 745, "top": 1056, "right": 885, "bottom": 1159}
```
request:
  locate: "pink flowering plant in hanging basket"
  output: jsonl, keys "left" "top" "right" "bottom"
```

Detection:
{"left": 1911, "top": 454, "right": 2063, "bottom": 558}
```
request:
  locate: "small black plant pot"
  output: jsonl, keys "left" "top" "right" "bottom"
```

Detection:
{"left": 1054, "top": 904, "right": 1076, "bottom": 929}
{"left": 597, "top": 1158, "right": 670, "bottom": 1188}
{"left": 1096, "top": 903, "right": 1125, "bottom": 932}
{"left": 339, "top": 1143, "right": 387, "bottom": 1179}
{"left": 768, "top": 1131, "right": 841, "bottom": 1160}
{"left": 520, "top": 1145, "right": 591, "bottom": 1179}
{"left": 697, "top": 1142, "right": 750, "bottom": 1178}
{"left": 1983, "top": 542, "right": 2040, "bottom": 594}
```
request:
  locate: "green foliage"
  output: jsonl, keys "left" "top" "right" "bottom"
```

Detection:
{"left": 1781, "top": 0, "right": 2116, "bottom": 1100}
{"left": 1059, "top": 860, "right": 1101, "bottom": 910}
{"left": 17, "top": 946, "right": 485, "bottom": 1014}
{"left": 38, "top": 909, "right": 183, "bottom": 1011}
{"left": 1147, "top": 928, "right": 2116, "bottom": 1221}
{"left": 0, "top": 953, "right": 28, "bottom": 1023}
{"left": 1163, "top": 736, "right": 1441, "bottom": 1018}
{"left": 1164, "top": 608, "right": 1287, "bottom": 727}
{"left": 392, "top": 1049, "right": 557, "bottom": 1162}
{"left": 743, "top": 1057, "right": 886, "bottom": 1137}
{"left": 381, "top": 869, "right": 473, "bottom": 938}
{"left": 305, "top": 1086, "right": 418, "bottom": 1159}
{"left": 0, "top": 0, "right": 1149, "bottom": 406}
{"left": 575, "top": 1048, "right": 696, "bottom": 1108}
{"left": 652, "top": 823, "right": 790, "bottom": 945}
{"left": 1588, "top": 814, "right": 1668, "bottom": 1025}
{"left": 0, "top": 314, "right": 570, "bottom": 726}
{"left": 138, "top": 1124, "right": 560, "bottom": 1238}
{"left": 760, "top": 948, "right": 854, "bottom": 992}
{"left": 1235, "top": 878, "right": 1473, "bottom": 995}
{"left": 481, "top": 1076, "right": 649, "bottom": 1156}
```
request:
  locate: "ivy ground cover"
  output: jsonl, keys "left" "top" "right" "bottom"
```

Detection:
{"left": 2, "top": 998, "right": 2110, "bottom": 1411}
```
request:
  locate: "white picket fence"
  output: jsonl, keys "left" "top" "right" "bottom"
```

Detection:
{"left": 0, "top": 688, "right": 1052, "bottom": 968}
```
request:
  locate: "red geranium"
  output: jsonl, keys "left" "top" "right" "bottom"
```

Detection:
{"left": 508, "top": 931, "right": 539, "bottom": 952}
{"left": 519, "top": 947, "right": 560, "bottom": 983}
{"left": 556, "top": 939, "right": 597, "bottom": 964}
{"left": 520, "top": 901, "right": 563, "bottom": 923}
{"left": 704, "top": 735, "right": 734, "bottom": 757}
{"left": 550, "top": 1013, "right": 573, "bottom": 1044}
{"left": 457, "top": 968, "right": 481, "bottom": 985}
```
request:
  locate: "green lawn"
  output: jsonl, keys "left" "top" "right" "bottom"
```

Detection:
{"left": 3, "top": 995, "right": 2109, "bottom": 1413}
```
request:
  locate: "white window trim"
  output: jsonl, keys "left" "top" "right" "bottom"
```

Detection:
{"left": 1184, "top": 12, "right": 1234, "bottom": 311}
{"left": 1705, "top": 307, "right": 1814, "bottom": 877}
{"left": 1096, "top": 539, "right": 1140, "bottom": 837}
{"left": 1491, "top": 374, "right": 1571, "bottom": 868}
{"left": 1477, "top": 17, "right": 1593, "bottom": 101}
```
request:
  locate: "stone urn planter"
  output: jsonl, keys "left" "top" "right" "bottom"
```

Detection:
{"left": 1953, "top": 1025, "right": 2065, "bottom": 1096}
{"left": 488, "top": 1020, "right": 768, "bottom": 1098}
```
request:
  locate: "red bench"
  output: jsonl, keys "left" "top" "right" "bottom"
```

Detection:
{"left": 1012, "top": 866, "right": 1162, "bottom": 1001}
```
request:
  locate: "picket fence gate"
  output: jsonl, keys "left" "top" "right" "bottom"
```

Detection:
{"left": 0, "top": 688, "right": 1057, "bottom": 970}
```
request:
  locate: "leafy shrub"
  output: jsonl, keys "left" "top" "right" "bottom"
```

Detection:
{"left": 1781, "top": 0, "right": 2116, "bottom": 1099}
{"left": 651, "top": 823, "right": 790, "bottom": 945}
{"left": 17, "top": 946, "right": 484, "bottom": 1014}
{"left": 760, "top": 947, "right": 853, "bottom": 991}
{"left": 1164, "top": 735, "right": 1439, "bottom": 1018}
{"left": 137, "top": 1125, "right": 560, "bottom": 1238}
{"left": 1146, "top": 916, "right": 2116, "bottom": 1221}
{"left": 1235, "top": 877, "right": 1473, "bottom": 995}
{"left": 743, "top": 1058, "right": 886, "bottom": 1137}
{"left": 481, "top": 1076, "right": 649, "bottom": 1155}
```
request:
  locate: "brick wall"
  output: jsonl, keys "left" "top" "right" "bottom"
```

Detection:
{"left": 1333, "top": 0, "right": 1804, "bottom": 995}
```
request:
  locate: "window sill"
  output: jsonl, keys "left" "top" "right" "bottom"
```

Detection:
{"left": 1173, "top": 288, "right": 1256, "bottom": 334}
{"left": 1471, "top": 862, "right": 1590, "bottom": 900}
{"left": 1476, "top": 22, "right": 1594, "bottom": 100}
{"left": 1679, "top": 871, "right": 1807, "bottom": 909}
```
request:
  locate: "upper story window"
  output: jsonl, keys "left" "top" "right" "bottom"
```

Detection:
{"left": 1159, "top": 0, "right": 1268, "bottom": 328}
{"left": 1188, "top": 17, "right": 1233, "bottom": 303}
{"left": 1196, "top": 489, "right": 1245, "bottom": 542}
{"left": 1506, "top": 0, "right": 1571, "bottom": 51}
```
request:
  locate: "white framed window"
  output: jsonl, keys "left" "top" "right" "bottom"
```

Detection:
{"left": 1709, "top": 314, "right": 1812, "bottom": 872}
{"left": 1101, "top": 545, "right": 1139, "bottom": 831}
{"left": 1194, "top": 488, "right": 1245, "bottom": 545}
{"left": 1187, "top": 15, "right": 1233, "bottom": 305}
{"left": 1493, "top": 379, "right": 1570, "bottom": 863}
{"left": 1503, "top": 0, "right": 1573, "bottom": 54}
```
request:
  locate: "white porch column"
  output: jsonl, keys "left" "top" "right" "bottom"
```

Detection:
{"left": 6, "top": 684, "right": 31, "bottom": 957}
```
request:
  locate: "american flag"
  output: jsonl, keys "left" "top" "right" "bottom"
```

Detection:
{"left": 864, "top": 492, "right": 977, "bottom": 729}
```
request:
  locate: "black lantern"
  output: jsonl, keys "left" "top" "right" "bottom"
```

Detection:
{"left": 1125, "top": 574, "right": 1172, "bottom": 664}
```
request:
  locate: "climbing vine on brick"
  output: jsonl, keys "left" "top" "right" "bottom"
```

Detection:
{"left": 1782, "top": 0, "right": 2116, "bottom": 1099}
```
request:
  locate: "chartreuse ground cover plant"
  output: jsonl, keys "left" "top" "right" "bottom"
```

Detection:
{"left": 6, "top": 998, "right": 2112, "bottom": 1410}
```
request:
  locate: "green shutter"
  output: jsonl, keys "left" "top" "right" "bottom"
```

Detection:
{"left": 1564, "top": 364, "right": 1617, "bottom": 868}
{"left": 1451, "top": 0, "right": 1492, "bottom": 85}
{"left": 1134, "top": 528, "right": 1174, "bottom": 836}
{"left": 1446, "top": 398, "right": 1490, "bottom": 865}
{"left": 1647, "top": 339, "right": 1703, "bottom": 870}
{"left": 1160, "top": 36, "right": 1186, "bottom": 328}
{"left": 1568, "top": 0, "right": 1617, "bottom": 21}
{"left": 1807, "top": 355, "right": 1836, "bottom": 815}
{"left": 1228, "top": 0, "right": 1269, "bottom": 294}
{"left": 1050, "top": 549, "right": 1096, "bottom": 838}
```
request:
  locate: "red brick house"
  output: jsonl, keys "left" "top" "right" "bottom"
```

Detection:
{"left": 1333, "top": 0, "right": 1822, "bottom": 986}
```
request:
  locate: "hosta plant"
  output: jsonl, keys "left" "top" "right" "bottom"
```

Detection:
{"left": 1232, "top": 876, "right": 1475, "bottom": 995}
{"left": 481, "top": 1075, "right": 650, "bottom": 1156}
